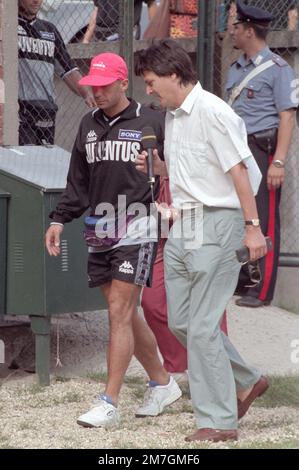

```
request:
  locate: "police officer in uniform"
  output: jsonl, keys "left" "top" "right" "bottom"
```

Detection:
{"left": 226, "top": 0, "right": 297, "bottom": 307}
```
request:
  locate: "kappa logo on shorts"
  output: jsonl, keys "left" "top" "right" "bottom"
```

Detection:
{"left": 119, "top": 261, "right": 134, "bottom": 275}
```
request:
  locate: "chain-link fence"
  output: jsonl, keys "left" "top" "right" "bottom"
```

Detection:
{"left": 214, "top": 0, "right": 299, "bottom": 32}
{"left": 18, "top": 0, "right": 152, "bottom": 149}
{"left": 241, "top": 0, "right": 297, "bottom": 30}
{"left": 16, "top": 0, "right": 299, "bottom": 258}
{"left": 211, "top": 0, "right": 299, "bottom": 258}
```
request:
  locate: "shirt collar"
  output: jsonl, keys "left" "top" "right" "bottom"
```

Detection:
{"left": 170, "top": 82, "right": 203, "bottom": 116}
{"left": 18, "top": 15, "right": 37, "bottom": 25}
{"left": 237, "top": 46, "right": 271, "bottom": 67}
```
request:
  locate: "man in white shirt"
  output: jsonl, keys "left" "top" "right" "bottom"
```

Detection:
{"left": 135, "top": 39, "right": 269, "bottom": 443}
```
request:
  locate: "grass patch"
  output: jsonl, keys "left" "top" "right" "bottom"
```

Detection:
{"left": 132, "top": 385, "right": 145, "bottom": 400}
{"left": 86, "top": 370, "right": 107, "bottom": 383}
{"left": 0, "top": 433, "right": 9, "bottom": 444}
{"left": 180, "top": 385, "right": 191, "bottom": 398}
{"left": 53, "top": 392, "right": 83, "bottom": 405}
{"left": 26, "top": 384, "right": 46, "bottom": 395}
{"left": 245, "top": 416, "right": 294, "bottom": 430}
{"left": 254, "top": 375, "right": 299, "bottom": 408}
{"left": 19, "top": 422, "right": 37, "bottom": 431}
{"left": 54, "top": 376, "right": 71, "bottom": 383}
{"left": 237, "top": 438, "right": 299, "bottom": 449}
{"left": 0, "top": 445, "right": 20, "bottom": 449}
{"left": 86, "top": 371, "right": 144, "bottom": 386}
{"left": 180, "top": 402, "right": 193, "bottom": 414}
{"left": 124, "top": 375, "right": 145, "bottom": 386}
{"left": 28, "top": 391, "right": 83, "bottom": 408}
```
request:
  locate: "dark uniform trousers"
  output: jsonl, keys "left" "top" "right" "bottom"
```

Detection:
{"left": 237, "top": 130, "right": 281, "bottom": 302}
{"left": 18, "top": 101, "right": 56, "bottom": 146}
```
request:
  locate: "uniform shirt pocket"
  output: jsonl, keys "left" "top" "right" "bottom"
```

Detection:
{"left": 244, "top": 79, "right": 271, "bottom": 99}
{"left": 176, "top": 141, "right": 208, "bottom": 178}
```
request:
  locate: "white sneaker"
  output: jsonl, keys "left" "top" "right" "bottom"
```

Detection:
{"left": 135, "top": 376, "right": 182, "bottom": 417}
{"left": 77, "top": 397, "right": 120, "bottom": 428}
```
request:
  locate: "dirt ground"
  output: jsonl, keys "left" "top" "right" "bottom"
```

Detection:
{"left": 0, "top": 299, "right": 299, "bottom": 449}
{"left": 1, "top": 299, "right": 298, "bottom": 379}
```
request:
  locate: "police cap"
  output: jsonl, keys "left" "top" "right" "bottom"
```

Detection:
{"left": 234, "top": 0, "right": 272, "bottom": 26}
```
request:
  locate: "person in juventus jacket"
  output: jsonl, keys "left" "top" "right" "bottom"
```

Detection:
{"left": 45, "top": 52, "right": 182, "bottom": 429}
{"left": 18, "top": 0, "right": 95, "bottom": 145}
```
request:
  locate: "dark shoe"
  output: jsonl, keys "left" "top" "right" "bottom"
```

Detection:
{"left": 185, "top": 428, "right": 238, "bottom": 443}
{"left": 234, "top": 286, "right": 248, "bottom": 296}
{"left": 238, "top": 376, "right": 269, "bottom": 419}
{"left": 235, "top": 296, "right": 269, "bottom": 308}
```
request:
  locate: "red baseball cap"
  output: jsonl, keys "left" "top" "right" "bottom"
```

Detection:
{"left": 79, "top": 53, "right": 128, "bottom": 87}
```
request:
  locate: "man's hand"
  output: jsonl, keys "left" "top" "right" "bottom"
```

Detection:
{"left": 84, "top": 92, "right": 97, "bottom": 108}
{"left": 244, "top": 228, "right": 267, "bottom": 262}
{"left": 135, "top": 149, "right": 168, "bottom": 177}
{"left": 267, "top": 165, "right": 285, "bottom": 190}
{"left": 155, "top": 202, "right": 179, "bottom": 222}
{"left": 45, "top": 224, "right": 64, "bottom": 257}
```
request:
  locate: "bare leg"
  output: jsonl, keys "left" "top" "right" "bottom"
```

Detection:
{"left": 100, "top": 280, "right": 141, "bottom": 405}
{"left": 132, "top": 309, "right": 169, "bottom": 385}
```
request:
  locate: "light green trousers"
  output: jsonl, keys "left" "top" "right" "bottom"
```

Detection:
{"left": 164, "top": 206, "right": 260, "bottom": 430}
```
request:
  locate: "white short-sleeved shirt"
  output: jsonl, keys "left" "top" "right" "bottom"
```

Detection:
{"left": 164, "top": 82, "right": 262, "bottom": 210}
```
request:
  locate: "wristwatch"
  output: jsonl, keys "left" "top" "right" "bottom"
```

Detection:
{"left": 245, "top": 219, "right": 260, "bottom": 227}
{"left": 272, "top": 159, "right": 285, "bottom": 168}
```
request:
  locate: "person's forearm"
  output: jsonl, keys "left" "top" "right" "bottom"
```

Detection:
{"left": 274, "top": 109, "right": 295, "bottom": 162}
{"left": 83, "top": 7, "right": 98, "bottom": 43}
{"left": 229, "top": 162, "right": 259, "bottom": 220}
{"left": 83, "top": 28, "right": 94, "bottom": 44}
{"left": 230, "top": 162, "right": 267, "bottom": 260}
{"left": 64, "top": 70, "right": 91, "bottom": 99}
{"left": 148, "top": 1, "right": 158, "bottom": 20}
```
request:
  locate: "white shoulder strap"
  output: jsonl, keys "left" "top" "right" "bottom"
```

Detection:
{"left": 228, "top": 59, "right": 275, "bottom": 107}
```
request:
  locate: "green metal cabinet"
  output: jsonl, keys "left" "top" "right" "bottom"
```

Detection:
{"left": 0, "top": 189, "right": 10, "bottom": 318}
{"left": 0, "top": 146, "right": 106, "bottom": 384}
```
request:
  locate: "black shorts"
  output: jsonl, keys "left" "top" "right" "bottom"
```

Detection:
{"left": 87, "top": 242, "right": 157, "bottom": 288}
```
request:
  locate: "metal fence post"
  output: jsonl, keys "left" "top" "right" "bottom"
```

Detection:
{"left": 197, "top": 0, "right": 216, "bottom": 91}
{"left": 205, "top": 0, "right": 216, "bottom": 92}
{"left": 197, "top": 0, "right": 205, "bottom": 83}
{"left": 119, "top": 0, "right": 134, "bottom": 97}
{"left": 2, "top": 0, "right": 18, "bottom": 145}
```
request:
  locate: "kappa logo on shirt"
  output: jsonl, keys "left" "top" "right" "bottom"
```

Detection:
{"left": 118, "top": 129, "right": 142, "bottom": 141}
{"left": 18, "top": 25, "right": 27, "bottom": 36}
{"left": 86, "top": 130, "right": 97, "bottom": 143}
{"left": 119, "top": 261, "right": 134, "bottom": 275}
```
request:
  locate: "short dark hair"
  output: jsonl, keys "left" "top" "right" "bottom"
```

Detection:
{"left": 135, "top": 39, "right": 197, "bottom": 86}
{"left": 243, "top": 22, "right": 269, "bottom": 40}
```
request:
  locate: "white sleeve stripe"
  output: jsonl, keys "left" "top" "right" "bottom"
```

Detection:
{"left": 61, "top": 67, "right": 79, "bottom": 80}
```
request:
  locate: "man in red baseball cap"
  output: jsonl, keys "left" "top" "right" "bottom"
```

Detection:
{"left": 78, "top": 53, "right": 130, "bottom": 116}
{"left": 79, "top": 52, "right": 129, "bottom": 87}
{"left": 45, "top": 52, "right": 182, "bottom": 429}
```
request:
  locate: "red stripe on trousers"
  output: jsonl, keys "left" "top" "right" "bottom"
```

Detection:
{"left": 260, "top": 155, "right": 276, "bottom": 301}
